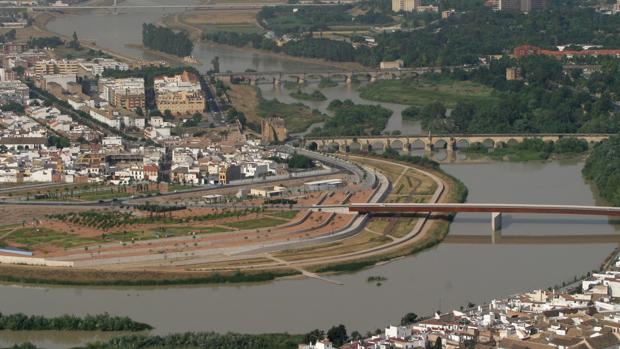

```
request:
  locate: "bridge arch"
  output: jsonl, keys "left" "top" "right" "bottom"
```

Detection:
{"left": 433, "top": 139, "right": 447, "bottom": 149}
{"left": 455, "top": 139, "right": 470, "bottom": 149}
{"left": 327, "top": 142, "right": 340, "bottom": 152}
{"left": 410, "top": 139, "right": 426, "bottom": 150}
{"left": 371, "top": 140, "right": 386, "bottom": 152}
{"left": 390, "top": 139, "right": 404, "bottom": 149}
{"left": 482, "top": 138, "right": 495, "bottom": 148}
{"left": 506, "top": 138, "right": 519, "bottom": 147}
{"left": 349, "top": 142, "right": 362, "bottom": 152}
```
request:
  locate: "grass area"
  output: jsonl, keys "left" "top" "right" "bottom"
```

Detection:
{"left": 358, "top": 77, "right": 497, "bottom": 108}
{"left": 0, "top": 265, "right": 301, "bottom": 286}
{"left": 224, "top": 217, "right": 286, "bottom": 230}
{"left": 265, "top": 210, "right": 299, "bottom": 219}
{"left": 275, "top": 230, "right": 392, "bottom": 262}
{"left": 390, "top": 218, "right": 418, "bottom": 238}
{"left": 201, "top": 23, "right": 264, "bottom": 34}
{"left": 5, "top": 227, "right": 98, "bottom": 249}
{"left": 258, "top": 99, "right": 327, "bottom": 133}
{"left": 149, "top": 226, "right": 233, "bottom": 237}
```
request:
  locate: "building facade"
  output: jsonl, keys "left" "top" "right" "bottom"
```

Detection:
{"left": 392, "top": 0, "right": 421, "bottom": 12}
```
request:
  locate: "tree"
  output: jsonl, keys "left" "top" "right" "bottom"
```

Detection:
{"left": 69, "top": 31, "right": 81, "bottom": 50}
{"left": 211, "top": 56, "right": 220, "bottom": 73}
{"left": 400, "top": 312, "right": 418, "bottom": 325}
{"left": 327, "top": 324, "right": 348, "bottom": 347}
{"left": 163, "top": 109, "right": 174, "bottom": 121}
{"left": 303, "top": 329, "right": 324, "bottom": 344}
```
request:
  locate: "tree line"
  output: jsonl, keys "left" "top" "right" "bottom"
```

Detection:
{"left": 0, "top": 312, "right": 152, "bottom": 331}
{"left": 309, "top": 99, "right": 392, "bottom": 137}
{"left": 208, "top": 1, "right": 620, "bottom": 67}
{"left": 142, "top": 23, "right": 193, "bottom": 57}
{"left": 583, "top": 136, "right": 620, "bottom": 207}
{"left": 396, "top": 56, "right": 620, "bottom": 134}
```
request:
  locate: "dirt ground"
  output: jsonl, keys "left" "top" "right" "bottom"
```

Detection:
{"left": 0, "top": 205, "right": 101, "bottom": 226}
{"left": 227, "top": 84, "right": 262, "bottom": 124}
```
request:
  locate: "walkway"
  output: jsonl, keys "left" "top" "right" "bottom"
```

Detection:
{"left": 264, "top": 254, "right": 343, "bottom": 285}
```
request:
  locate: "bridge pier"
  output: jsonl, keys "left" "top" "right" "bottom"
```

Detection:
{"left": 447, "top": 139, "right": 456, "bottom": 152}
{"left": 273, "top": 76, "right": 281, "bottom": 86}
{"left": 491, "top": 212, "right": 502, "bottom": 232}
{"left": 491, "top": 229, "right": 501, "bottom": 244}
{"left": 345, "top": 74, "right": 353, "bottom": 85}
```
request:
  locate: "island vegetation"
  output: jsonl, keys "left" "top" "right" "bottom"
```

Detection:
{"left": 463, "top": 138, "right": 590, "bottom": 161}
{"left": 309, "top": 99, "right": 392, "bottom": 137}
{"left": 289, "top": 89, "right": 327, "bottom": 101}
{"left": 142, "top": 23, "right": 194, "bottom": 57}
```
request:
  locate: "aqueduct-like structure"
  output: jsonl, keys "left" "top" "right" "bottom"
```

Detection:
{"left": 212, "top": 66, "right": 475, "bottom": 86}
{"left": 303, "top": 134, "right": 613, "bottom": 153}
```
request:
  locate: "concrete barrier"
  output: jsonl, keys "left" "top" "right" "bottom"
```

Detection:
{"left": 0, "top": 255, "right": 74, "bottom": 267}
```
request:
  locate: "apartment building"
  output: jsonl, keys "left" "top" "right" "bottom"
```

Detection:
{"left": 100, "top": 78, "right": 145, "bottom": 111}
{"left": 392, "top": 0, "right": 421, "bottom": 12}
{"left": 34, "top": 59, "right": 78, "bottom": 75}
{"left": 154, "top": 71, "right": 204, "bottom": 115}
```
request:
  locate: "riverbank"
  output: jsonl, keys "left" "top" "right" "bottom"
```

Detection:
{"left": 0, "top": 265, "right": 299, "bottom": 286}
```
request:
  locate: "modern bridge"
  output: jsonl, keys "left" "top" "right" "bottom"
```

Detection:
{"left": 303, "top": 133, "right": 613, "bottom": 152}
{"left": 348, "top": 203, "right": 620, "bottom": 232}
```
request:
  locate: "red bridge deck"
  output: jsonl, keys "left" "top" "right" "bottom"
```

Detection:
{"left": 349, "top": 203, "right": 620, "bottom": 216}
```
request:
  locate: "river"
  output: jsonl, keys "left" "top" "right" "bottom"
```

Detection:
{"left": 0, "top": 160, "right": 616, "bottom": 348}
{"left": 2, "top": 4, "right": 614, "bottom": 348}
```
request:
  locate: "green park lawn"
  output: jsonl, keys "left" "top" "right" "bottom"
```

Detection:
{"left": 224, "top": 217, "right": 287, "bottom": 230}
{"left": 358, "top": 77, "right": 497, "bottom": 107}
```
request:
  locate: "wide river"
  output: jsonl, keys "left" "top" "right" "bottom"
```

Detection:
{"left": 0, "top": 3, "right": 615, "bottom": 348}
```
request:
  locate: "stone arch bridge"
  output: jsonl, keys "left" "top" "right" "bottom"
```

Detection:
{"left": 212, "top": 66, "right": 475, "bottom": 86}
{"left": 303, "top": 134, "right": 612, "bottom": 153}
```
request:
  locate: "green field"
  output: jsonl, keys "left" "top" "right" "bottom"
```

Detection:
{"left": 6, "top": 228, "right": 98, "bottom": 249}
{"left": 149, "top": 226, "right": 233, "bottom": 237}
{"left": 266, "top": 210, "right": 299, "bottom": 220}
{"left": 201, "top": 24, "right": 264, "bottom": 34}
{"left": 224, "top": 217, "right": 286, "bottom": 230}
{"left": 358, "top": 78, "right": 497, "bottom": 107}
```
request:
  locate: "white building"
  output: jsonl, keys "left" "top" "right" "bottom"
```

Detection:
{"left": 385, "top": 325, "right": 412, "bottom": 339}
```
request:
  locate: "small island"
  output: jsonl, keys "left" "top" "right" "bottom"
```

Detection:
{"left": 290, "top": 89, "right": 327, "bottom": 101}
